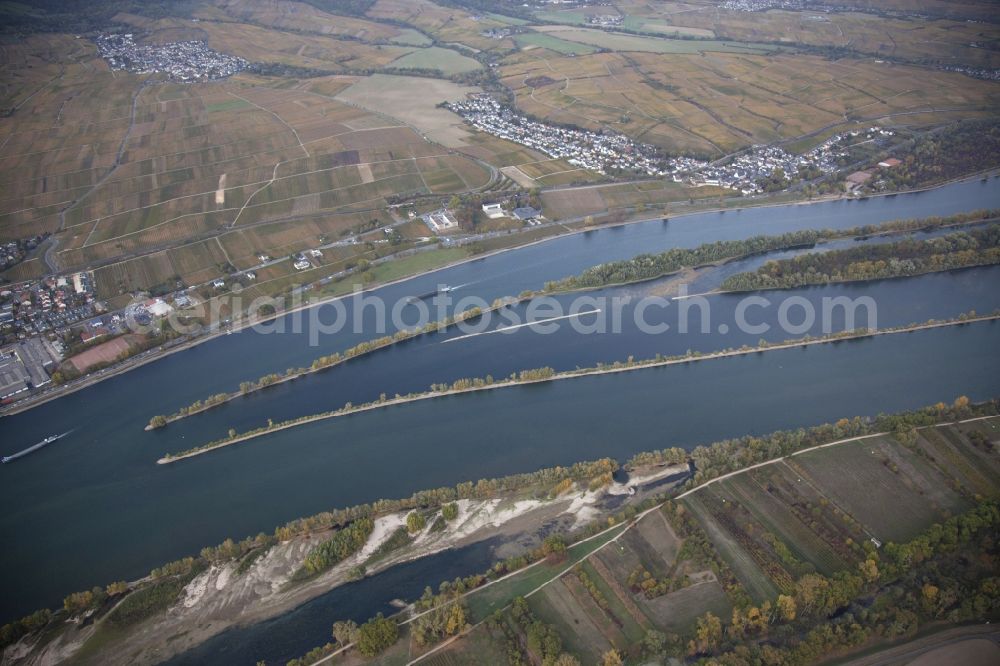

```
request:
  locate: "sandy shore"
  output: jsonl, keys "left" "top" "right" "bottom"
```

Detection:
{"left": 21, "top": 466, "right": 689, "bottom": 666}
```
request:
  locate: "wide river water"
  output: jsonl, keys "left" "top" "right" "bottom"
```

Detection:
{"left": 1, "top": 177, "right": 1000, "bottom": 628}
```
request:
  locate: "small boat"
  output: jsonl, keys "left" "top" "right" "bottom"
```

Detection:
{"left": 410, "top": 284, "right": 454, "bottom": 301}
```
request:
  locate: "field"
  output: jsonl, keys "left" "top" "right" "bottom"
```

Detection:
{"left": 332, "top": 74, "right": 482, "bottom": 148}
{"left": 541, "top": 180, "right": 731, "bottom": 220}
{"left": 502, "top": 50, "right": 1000, "bottom": 155}
{"left": 0, "top": 35, "right": 499, "bottom": 298}
{"left": 532, "top": 26, "right": 780, "bottom": 55}
{"left": 3, "top": 0, "right": 999, "bottom": 307}
{"left": 387, "top": 47, "right": 481, "bottom": 75}
{"left": 553, "top": 1, "right": 1000, "bottom": 68}
{"left": 514, "top": 33, "right": 598, "bottom": 56}
{"left": 677, "top": 421, "right": 999, "bottom": 608}
{"left": 67, "top": 335, "right": 136, "bottom": 372}
{"left": 115, "top": 13, "right": 414, "bottom": 72}
{"left": 412, "top": 419, "right": 999, "bottom": 664}
{"left": 365, "top": 0, "right": 518, "bottom": 52}
{"left": 195, "top": 0, "right": 403, "bottom": 42}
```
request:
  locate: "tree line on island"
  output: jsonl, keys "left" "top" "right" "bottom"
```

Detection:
{"left": 722, "top": 223, "right": 1000, "bottom": 291}
{"left": 156, "top": 308, "right": 1000, "bottom": 463}
{"left": 146, "top": 303, "right": 498, "bottom": 430}
{"left": 541, "top": 209, "right": 999, "bottom": 294}
{"left": 146, "top": 209, "right": 997, "bottom": 433}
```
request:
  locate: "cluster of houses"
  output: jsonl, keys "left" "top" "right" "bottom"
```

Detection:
{"left": 449, "top": 95, "right": 896, "bottom": 195}
{"left": 720, "top": 0, "right": 812, "bottom": 11}
{"left": 446, "top": 96, "right": 677, "bottom": 176}
{"left": 480, "top": 27, "right": 513, "bottom": 39}
{"left": 1, "top": 234, "right": 48, "bottom": 272}
{"left": 95, "top": 34, "right": 248, "bottom": 81}
{"left": 587, "top": 15, "right": 624, "bottom": 27}
{"left": 1, "top": 273, "right": 98, "bottom": 344}
{"left": 938, "top": 64, "right": 1000, "bottom": 82}
{"left": 688, "top": 127, "right": 892, "bottom": 194}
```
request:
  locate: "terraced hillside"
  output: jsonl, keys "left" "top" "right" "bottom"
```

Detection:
{"left": 364, "top": 416, "right": 1000, "bottom": 664}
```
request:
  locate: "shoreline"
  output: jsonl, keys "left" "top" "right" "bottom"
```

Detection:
{"left": 5, "top": 171, "right": 998, "bottom": 419}
{"left": 157, "top": 313, "right": 1000, "bottom": 464}
{"left": 143, "top": 301, "right": 513, "bottom": 430}
{"left": 147, "top": 211, "right": 999, "bottom": 429}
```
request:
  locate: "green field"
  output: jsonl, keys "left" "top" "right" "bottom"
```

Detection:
{"left": 465, "top": 523, "right": 627, "bottom": 621}
{"left": 621, "top": 16, "right": 715, "bottom": 37}
{"left": 515, "top": 32, "right": 598, "bottom": 55}
{"left": 388, "top": 46, "right": 482, "bottom": 74}
{"left": 539, "top": 28, "right": 781, "bottom": 55}
{"left": 205, "top": 98, "right": 252, "bottom": 113}
{"left": 533, "top": 10, "right": 589, "bottom": 26}
{"left": 388, "top": 28, "right": 433, "bottom": 46}
{"left": 485, "top": 12, "right": 529, "bottom": 26}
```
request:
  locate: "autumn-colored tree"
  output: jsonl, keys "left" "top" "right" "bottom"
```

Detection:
{"left": 601, "top": 649, "right": 624, "bottom": 666}
{"left": 690, "top": 611, "right": 723, "bottom": 654}
{"left": 332, "top": 619, "right": 358, "bottom": 646}
{"left": 859, "top": 558, "right": 879, "bottom": 583}
{"left": 776, "top": 594, "right": 797, "bottom": 622}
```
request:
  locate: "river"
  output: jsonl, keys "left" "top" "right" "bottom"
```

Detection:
{"left": 1, "top": 177, "right": 999, "bottom": 625}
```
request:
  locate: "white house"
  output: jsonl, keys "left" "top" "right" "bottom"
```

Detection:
{"left": 482, "top": 203, "right": 505, "bottom": 219}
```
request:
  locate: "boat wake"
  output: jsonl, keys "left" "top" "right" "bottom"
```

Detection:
{"left": 2, "top": 430, "right": 73, "bottom": 464}
{"left": 441, "top": 309, "right": 602, "bottom": 344}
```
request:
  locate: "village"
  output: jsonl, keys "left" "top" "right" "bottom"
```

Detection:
{"left": 689, "top": 126, "right": 896, "bottom": 194}
{"left": 0, "top": 269, "right": 190, "bottom": 402}
{"left": 95, "top": 33, "right": 248, "bottom": 81}
{"left": 447, "top": 95, "right": 887, "bottom": 195}
{"left": 446, "top": 95, "right": 687, "bottom": 177}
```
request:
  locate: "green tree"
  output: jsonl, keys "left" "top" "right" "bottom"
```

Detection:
{"left": 441, "top": 502, "right": 459, "bottom": 521}
{"left": 356, "top": 614, "right": 398, "bottom": 657}
{"left": 407, "top": 511, "right": 426, "bottom": 534}
{"left": 541, "top": 534, "right": 567, "bottom": 560}
{"left": 332, "top": 619, "right": 358, "bottom": 646}
{"left": 642, "top": 629, "right": 667, "bottom": 656}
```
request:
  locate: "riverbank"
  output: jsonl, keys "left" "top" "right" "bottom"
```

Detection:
{"left": 158, "top": 312, "right": 1000, "bottom": 464}
{"left": 6, "top": 393, "right": 995, "bottom": 665}
{"left": 12, "top": 464, "right": 689, "bottom": 666}
{"left": 144, "top": 300, "right": 514, "bottom": 430}
{"left": 144, "top": 209, "right": 1000, "bottom": 430}
{"left": 7, "top": 172, "right": 997, "bottom": 420}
